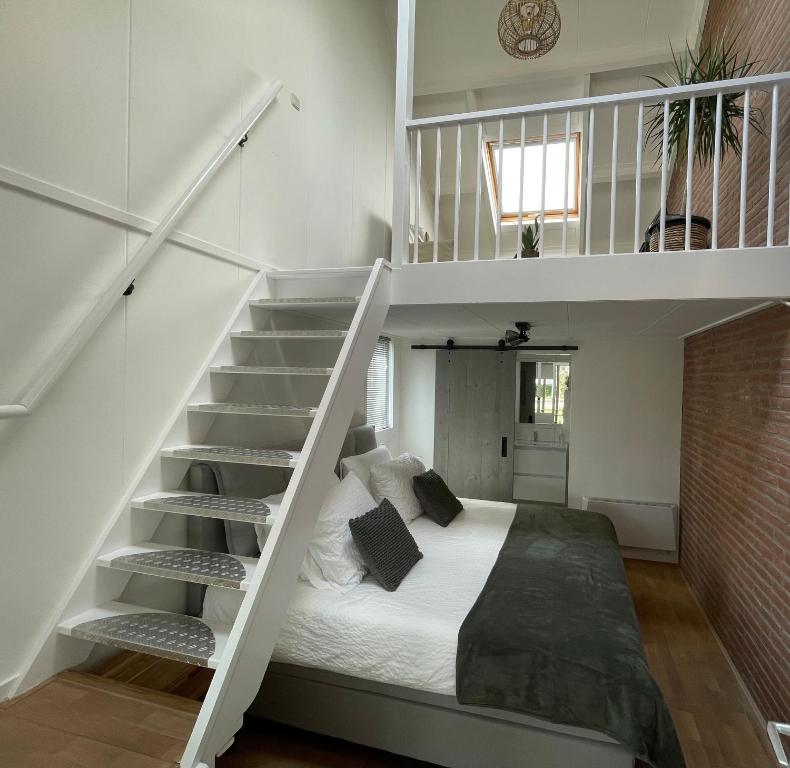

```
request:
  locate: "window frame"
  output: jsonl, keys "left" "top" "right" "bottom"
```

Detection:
{"left": 484, "top": 131, "right": 582, "bottom": 223}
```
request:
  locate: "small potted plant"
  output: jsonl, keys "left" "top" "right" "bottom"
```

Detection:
{"left": 643, "top": 34, "right": 763, "bottom": 251}
{"left": 515, "top": 217, "right": 540, "bottom": 258}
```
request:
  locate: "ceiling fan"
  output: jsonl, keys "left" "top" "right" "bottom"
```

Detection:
{"left": 504, "top": 321, "right": 531, "bottom": 347}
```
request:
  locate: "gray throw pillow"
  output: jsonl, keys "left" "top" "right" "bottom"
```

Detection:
{"left": 412, "top": 469, "right": 463, "bottom": 527}
{"left": 348, "top": 499, "right": 423, "bottom": 591}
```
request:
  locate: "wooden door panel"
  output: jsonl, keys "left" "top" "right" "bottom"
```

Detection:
{"left": 434, "top": 351, "right": 514, "bottom": 502}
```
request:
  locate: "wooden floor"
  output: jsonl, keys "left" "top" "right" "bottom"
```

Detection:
{"left": 0, "top": 670, "right": 199, "bottom": 767}
{"left": 623, "top": 560, "right": 773, "bottom": 768}
{"left": 1, "top": 561, "right": 775, "bottom": 767}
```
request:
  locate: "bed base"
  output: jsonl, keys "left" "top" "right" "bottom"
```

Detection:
{"left": 251, "top": 664, "right": 634, "bottom": 768}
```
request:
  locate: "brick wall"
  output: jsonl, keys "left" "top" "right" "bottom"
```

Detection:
{"left": 681, "top": 304, "right": 790, "bottom": 721}
{"left": 666, "top": 0, "right": 790, "bottom": 248}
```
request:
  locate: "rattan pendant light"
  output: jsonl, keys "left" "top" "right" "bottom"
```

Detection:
{"left": 498, "top": 0, "right": 561, "bottom": 60}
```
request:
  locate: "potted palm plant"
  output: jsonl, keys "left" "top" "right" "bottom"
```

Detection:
{"left": 515, "top": 217, "right": 540, "bottom": 258}
{"left": 643, "top": 34, "right": 762, "bottom": 251}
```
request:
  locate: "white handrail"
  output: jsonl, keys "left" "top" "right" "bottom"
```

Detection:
{"left": 0, "top": 80, "right": 283, "bottom": 420}
{"left": 181, "top": 259, "right": 392, "bottom": 768}
{"left": 768, "top": 721, "right": 789, "bottom": 767}
{"left": 406, "top": 71, "right": 790, "bottom": 129}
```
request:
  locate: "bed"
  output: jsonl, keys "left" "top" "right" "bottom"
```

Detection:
{"left": 188, "top": 427, "right": 683, "bottom": 768}
{"left": 204, "top": 498, "right": 517, "bottom": 697}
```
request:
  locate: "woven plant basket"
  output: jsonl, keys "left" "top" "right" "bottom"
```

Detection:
{"left": 647, "top": 214, "right": 710, "bottom": 251}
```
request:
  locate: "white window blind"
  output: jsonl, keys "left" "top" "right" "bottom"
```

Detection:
{"left": 366, "top": 337, "right": 392, "bottom": 430}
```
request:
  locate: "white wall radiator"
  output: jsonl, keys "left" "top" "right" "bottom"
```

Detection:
{"left": 581, "top": 497, "right": 679, "bottom": 562}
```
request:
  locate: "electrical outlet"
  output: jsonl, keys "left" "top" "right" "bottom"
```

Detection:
{"left": 290, "top": 93, "right": 301, "bottom": 111}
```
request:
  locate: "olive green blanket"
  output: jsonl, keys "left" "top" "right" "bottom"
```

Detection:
{"left": 456, "top": 505, "right": 685, "bottom": 768}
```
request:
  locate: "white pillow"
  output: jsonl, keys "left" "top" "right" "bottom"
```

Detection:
{"left": 339, "top": 445, "right": 392, "bottom": 491}
{"left": 301, "top": 472, "right": 377, "bottom": 593}
{"left": 254, "top": 491, "right": 286, "bottom": 552}
{"left": 369, "top": 453, "right": 426, "bottom": 523}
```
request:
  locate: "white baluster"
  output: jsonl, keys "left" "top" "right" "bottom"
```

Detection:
{"left": 767, "top": 84, "right": 779, "bottom": 247}
{"left": 585, "top": 107, "right": 595, "bottom": 256}
{"left": 739, "top": 88, "right": 750, "bottom": 248}
{"left": 474, "top": 122, "right": 483, "bottom": 261}
{"left": 609, "top": 103, "right": 619, "bottom": 255}
{"left": 517, "top": 115, "right": 526, "bottom": 255}
{"left": 659, "top": 98, "right": 669, "bottom": 252}
{"left": 685, "top": 97, "right": 696, "bottom": 251}
{"left": 496, "top": 118, "right": 504, "bottom": 259}
{"left": 711, "top": 91, "right": 723, "bottom": 248}
{"left": 563, "top": 110, "right": 571, "bottom": 257}
{"left": 413, "top": 129, "right": 421, "bottom": 264}
{"left": 634, "top": 102, "right": 644, "bottom": 253}
{"left": 453, "top": 124, "right": 462, "bottom": 261}
{"left": 540, "top": 114, "right": 548, "bottom": 257}
{"left": 433, "top": 127, "right": 441, "bottom": 262}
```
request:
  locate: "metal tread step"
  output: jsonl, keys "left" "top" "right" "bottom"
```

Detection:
{"left": 97, "top": 542, "right": 257, "bottom": 590}
{"left": 250, "top": 296, "right": 359, "bottom": 309}
{"left": 58, "top": 602, "right": 231, "bottom": 668}
{"left": 230, "top": 329, "right": 347, "bottom": 339}
{"left": 210, "top": 365, "right": 333, "bottom": 376}
{"left": 132, "top": 491, "right": 276, "bottom": 524}
{"left": 187, "top": 403, "right": 318, "bottom": 418}
{"left": 162, "top": 444, "right": 300, "bottom": 468}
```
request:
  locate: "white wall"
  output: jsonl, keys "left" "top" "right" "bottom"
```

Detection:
{"left": 394, "top": 337, "right": 683, "bottom": 505}
{"left": 567, "top": 338, "right": 683, "bottom": 507}
{"left": 384, "top": 338, "right": 436, "bottom": 464}
{"left": 391, "top": 340, "right": 434, "bottom": 465}
{"left": 0, "top": 0, "right": 394, "bottom": 690}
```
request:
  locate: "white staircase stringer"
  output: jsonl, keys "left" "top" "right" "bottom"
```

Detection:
{"left": 180, "top": 259, "right": 392, "bottom": 768}
{"left": 14, "top": 269, "right": 269, "bottom": 697}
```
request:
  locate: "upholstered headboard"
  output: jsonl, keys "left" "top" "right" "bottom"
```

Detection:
{"left": 184, "top": 424, "right": 378, "bottom": 614}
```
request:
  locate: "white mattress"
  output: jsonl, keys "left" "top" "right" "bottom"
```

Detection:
{"left": 202, "top": 498, "right": 516, "bottom": 696}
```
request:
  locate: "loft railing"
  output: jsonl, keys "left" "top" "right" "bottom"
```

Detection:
{"left": 397, "top": 71, "right": 790, "bottom": 264}
{"left": 181, "top": 259, "right": 392, "bottom": 768}
{"left": 0, "top": 80, "right": 283, "bottom": 420}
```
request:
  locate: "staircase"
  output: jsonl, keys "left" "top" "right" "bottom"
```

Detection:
{"left": 36, "top": 261, "right": 390, "bottom": 767}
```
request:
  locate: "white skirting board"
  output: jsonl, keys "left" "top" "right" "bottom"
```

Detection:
{"left": 251, "top": 664, "right": 634, "bottom": 768}
{"left": 582, "top": 497, "right": 679, "bottom": 563}
{"left": 0, "top": 674, "right": 20, "bottom": 702}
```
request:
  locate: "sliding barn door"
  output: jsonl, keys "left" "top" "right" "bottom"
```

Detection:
{"left": 434, "top": 351, "right": 515, "bottom": 502}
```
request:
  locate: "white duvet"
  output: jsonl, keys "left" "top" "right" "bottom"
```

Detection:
{"left": 202, "top": 498, "right": 516, "bottom": 696}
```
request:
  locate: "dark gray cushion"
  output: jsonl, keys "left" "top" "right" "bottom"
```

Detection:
{"left": 412, "top": 469, "right": 463, "bottom": 527}
{"left": 348, "top": 499, "right": 423, "bottom": 591}
{"left": 186, "top": 425, "right": 381, "bottom": 610}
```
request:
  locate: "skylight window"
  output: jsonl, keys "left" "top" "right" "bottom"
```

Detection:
{"left": 485, "top": 133, "right": 580, "bottom": 222}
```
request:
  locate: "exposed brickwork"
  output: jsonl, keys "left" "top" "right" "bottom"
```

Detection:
{"left": 681, "top": 305, "right": 790, "bottom": 722}
{"left": 666, "top": 0, "right": 790, "bottom": 247}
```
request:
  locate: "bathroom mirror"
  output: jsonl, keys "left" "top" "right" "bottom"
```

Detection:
{"left": 517, "top": 360, "right": 569, "bottom": 425}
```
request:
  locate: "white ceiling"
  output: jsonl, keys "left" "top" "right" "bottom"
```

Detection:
{"left": 414, "top": 0, "right": 705, "bottom": 96}
{"left": 383, "top": 300, "right": 767, "bottom": 341}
